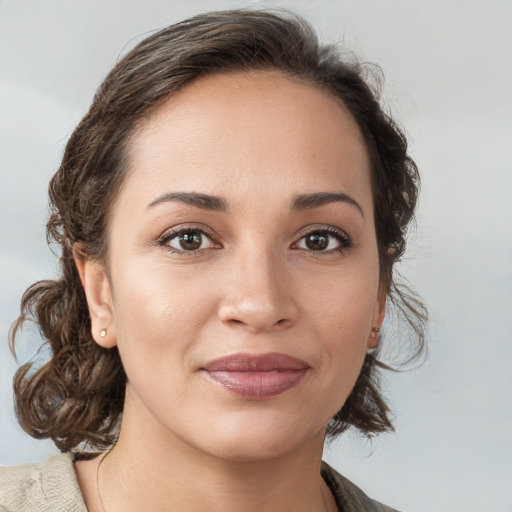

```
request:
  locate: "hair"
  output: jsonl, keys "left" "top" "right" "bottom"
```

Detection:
{"left": 9, "top": 8, "right": 427, "bottom": 452}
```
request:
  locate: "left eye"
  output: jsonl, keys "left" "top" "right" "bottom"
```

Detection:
{"left": 166, "top": 229, "right": 215, "bottom": 252}
{"left": 295, "top": 230, "right": 348, "bottom": 252}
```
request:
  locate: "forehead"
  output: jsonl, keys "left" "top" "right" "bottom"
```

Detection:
{"left": 121, "top": 70, "right": 372, "bottom": 211}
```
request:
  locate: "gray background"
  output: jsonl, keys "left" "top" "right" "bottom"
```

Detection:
{"left": 1, "top": 1, "right": 511, "bottom": 511}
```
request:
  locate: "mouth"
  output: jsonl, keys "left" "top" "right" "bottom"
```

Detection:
{"left": 201, "top": 352, "right": 309, "bottom": 400}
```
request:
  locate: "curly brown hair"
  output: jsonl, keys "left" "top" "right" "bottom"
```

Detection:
{"left": 9, "top": 8, "right": 427, "bottom": 452}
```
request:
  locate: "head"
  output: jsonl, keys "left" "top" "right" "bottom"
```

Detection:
{"left": 11, "top": 9, "right": 426, "bottom": 453}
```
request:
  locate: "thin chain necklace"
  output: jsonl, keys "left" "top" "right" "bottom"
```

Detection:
{"left": 95, "top": 450, "right": 111, "bottom": 512}
{"left": 95, "top": 449, "right": 335, "bottom": 512}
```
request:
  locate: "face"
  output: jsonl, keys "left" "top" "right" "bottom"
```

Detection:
{"left": 79, "top": 70, "right": 385, "bottom": 461}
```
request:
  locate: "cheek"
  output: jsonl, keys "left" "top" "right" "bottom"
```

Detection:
{"left": 110, "top": 262, "right": 217, "bottom": 373}
{"left": 299, "top": 259, "right": 379, "bottom": 388}
{"left": 302, "top": 261, "right": 379, "bottom": 335}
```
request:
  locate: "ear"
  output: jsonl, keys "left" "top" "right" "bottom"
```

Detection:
{"left": 368, "top": 283, "right": 387, "bottom": 349}
{"left": 73, "top": 244, "right": 117, "bottom": 348}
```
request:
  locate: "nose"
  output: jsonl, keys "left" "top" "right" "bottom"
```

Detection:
{"left": 217, "top": 245, "right": 299, "bottom": 334}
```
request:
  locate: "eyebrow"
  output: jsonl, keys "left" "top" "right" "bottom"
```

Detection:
{"left": 148, "top": 190, "right": 363, "bottom": 217}
{"left": 291, "top": 192, "right": 364, "bottom": 218}
{"left": 148, "top": 192, "right": 229, "bottom": 211}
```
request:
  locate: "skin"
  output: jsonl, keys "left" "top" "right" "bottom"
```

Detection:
{"left": 75, "top": 70, "right": 385, "bottom": 512}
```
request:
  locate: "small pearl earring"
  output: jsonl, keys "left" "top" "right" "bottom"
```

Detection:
{"left": 100, "top": 327, "right": 108, "bottom": 338}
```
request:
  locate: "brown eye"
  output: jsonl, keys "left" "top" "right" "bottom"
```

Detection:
{"left": 305, "top": 233, "right": 329, "bottom": 251}
{"left": 295, "top": 228, "right": 351, "bottom": 253}
{"left": 165, "top": 228, "right": 215, "bottom": 252}
{"left": 179, "top": 232, "right": 202, "bottom": 251}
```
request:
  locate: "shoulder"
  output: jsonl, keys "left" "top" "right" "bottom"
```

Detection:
{"left": 0, "top": 453, "right": 87, "bottom": 512}
{"left": 321, "top": 461, "right": 401, "bottom": 512}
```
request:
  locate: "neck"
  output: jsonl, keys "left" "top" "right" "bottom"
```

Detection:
{"left": 95, "top": 390, "right": 334, "bottom": 512}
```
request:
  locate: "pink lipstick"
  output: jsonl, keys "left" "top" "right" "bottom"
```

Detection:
{"left": 202, "top": 353, "right": 309, "bottom": 399}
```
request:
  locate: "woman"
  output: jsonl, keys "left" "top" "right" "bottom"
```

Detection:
{"left": 1, "top": 9, "right": 426, "bottom": 512}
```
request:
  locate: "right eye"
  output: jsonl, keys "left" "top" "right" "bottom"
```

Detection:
{"left": 159, "top": 227, "right": 217, "bottom": 254}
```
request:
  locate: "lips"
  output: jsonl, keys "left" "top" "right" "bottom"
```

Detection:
{"left": 202, "top": 353, "right": 309, "bottom": 399}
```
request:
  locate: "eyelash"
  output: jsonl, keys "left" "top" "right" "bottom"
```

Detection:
{"left": 156, "top": 225, "right": 218, "bottom": 256}
{"left": 295, "top": 226, "right": 354, "bottom": 254}
{"left": 156, "top": 225, "right": 353, "bottom": 256}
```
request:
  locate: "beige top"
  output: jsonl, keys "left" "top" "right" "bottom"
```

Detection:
{"left": 0, "top": 453, "right": 399, "bottom": 511}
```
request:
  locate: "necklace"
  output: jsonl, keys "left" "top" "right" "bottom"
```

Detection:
{"left": 95, "top": 450, "right": 111, "bottom": 512}
{"left": 95, "top": 449, "right": 335, "bottom": 512}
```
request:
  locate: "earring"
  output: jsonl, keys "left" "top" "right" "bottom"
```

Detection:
{"left": 369, "top": 327, "right": 380, "bottom": 338}
{"left": 100, "top": 327, "right": 108, "bottom": 338}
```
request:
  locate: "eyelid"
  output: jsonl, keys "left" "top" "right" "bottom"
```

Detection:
{"left": 155, "top": 222, "right": 353, "bottom": 256}
{"left": 292, "top": 224, "right": 353, "bottom": 252}
{"left": 156, "top": 223, "right": 222, "bottom": 254}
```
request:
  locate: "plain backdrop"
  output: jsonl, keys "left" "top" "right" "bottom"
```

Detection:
{"left": 1, "top": 1, "right": 511, "bottom": 511}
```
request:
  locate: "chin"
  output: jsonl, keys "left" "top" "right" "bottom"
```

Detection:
{"left": 191, "top": 413, "right": 325, "bottom": 463}
{"left": 207, "top": 437, "right": 304, "bottom": 463}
